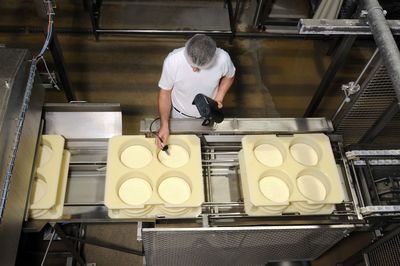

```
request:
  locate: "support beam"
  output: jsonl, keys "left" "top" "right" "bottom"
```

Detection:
{"left": 304, "top": 35, "right": 356, "bottom": 117}
{"left": 65, "top": 235, "right": 144, "bottom": 256}
{"left": 48, "top": 30, "right": 76, "bottom": 101}
{"left": 226, "top": 0, "right": 236, "bottom": 41}
{"left": 299, "top": 19, "right": 400, "bottom": 35}
{"left": 253, "top": 0, "right": 273, "bottom": 28}
{"left": 53, "top": 224, "right": 86, "bottom": 266}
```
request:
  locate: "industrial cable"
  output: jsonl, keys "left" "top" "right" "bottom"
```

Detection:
{"left": 172, "top": 106, "right": 201, "bottom": 119}
{"left": 331, "top": 48, "right": 380, "bottom": 123}
{"left": 149, "top": 117, "right": 160, "bottom": 136}
{"left": 35, "top": 1, "right": 60, "bottom": 91}
{"left": 0, "top": 0, "right": 54, "bottom": 218}
{"left": 41, "top": 227, "right": 56, "bottom": 266}
{"left": 35, "top": 1, "right": 54, "bottom": 61}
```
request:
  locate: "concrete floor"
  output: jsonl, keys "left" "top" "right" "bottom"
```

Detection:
{"left": 1, "top": 1, "right": 376, "bottom": 265}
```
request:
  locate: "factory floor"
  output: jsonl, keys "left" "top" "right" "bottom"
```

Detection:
{"left": 2, "top": 1, "right": 375, "bottom": 265}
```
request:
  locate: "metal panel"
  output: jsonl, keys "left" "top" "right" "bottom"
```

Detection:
{"left": 140, "top": 118, "right": 333, "bottom": 134}
{"left": 44, "top": 103, "right": 122, "bottom": 139}
{"left": 143, "top": 225, "right": 354, "bottom": 266}
{"left": 0, "top": 49, "right": 44, "bottom": 265}
{"left": 373, "top": 112, "right": 400, "bottom": 144}
{"left": 365, "top": 228, "right": 400, "bottom": 266}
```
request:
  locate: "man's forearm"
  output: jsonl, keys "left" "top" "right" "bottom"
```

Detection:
{"left": 158, "top": 89, "right": 172, "bottom": 127}
{"left": 215, "top": 76, "right": 234, "bottom": 103}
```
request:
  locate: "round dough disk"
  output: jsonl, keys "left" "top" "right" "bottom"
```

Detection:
{"left": 254, "top": 144, "right": 283, "bottom": 167}
{"left": 121, "top": 145, "right": 152, "bottom": 168}
{"left": 118, "top": 178, "right": 152, "bottom": 205}
{"left": 158, "top": 145, "right": 189, "bottom": 168}
{"left": 31, "top": 178, "right": 47, "bottom": 204}
{"left": 290, "top": 143, "right": 319, "bottom": 166}
{"left": 38, "top": 144, "right": 52, "bottom": 167}
{"left": 297, "top": 175, "right": 327, "bottom": 201}
{"left": 158, "top": 177, "right": 191, "bottom": 204}
{"left": 259, "top": 176, "right": 290, "bottom": 203}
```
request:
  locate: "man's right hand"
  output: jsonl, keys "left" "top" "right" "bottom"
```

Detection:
{"left": 156, "top": 125, "right": 169, "bottom": 149}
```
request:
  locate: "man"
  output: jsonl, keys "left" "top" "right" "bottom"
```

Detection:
{"left": 157, "top": 34, "right": 235, "bottom": 148}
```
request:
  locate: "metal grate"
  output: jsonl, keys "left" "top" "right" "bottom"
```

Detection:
{"left": 335, "top": 61, "right": 397, "bottom": 145}
{"left": 366, "top": 229, "right": 400, "bottom": 266}
{"left": 142, "top": 225, "right": 354, "bottom": 266}
{"left": 373, "top": 112, "right": 400, "bottom": 144}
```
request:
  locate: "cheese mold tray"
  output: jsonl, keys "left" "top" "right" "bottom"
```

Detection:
{"left": 239, "top": 134, "right": 345, "bottom": 216}
{"left": 105, "top": 135, "right": 204, "bottom": 218}
{"left": 29, "top": 135, "right": 70, "bottom": 219}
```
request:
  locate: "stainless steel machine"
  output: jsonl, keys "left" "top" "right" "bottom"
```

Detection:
{"left": 25, "top": 111, "right": 366, "bottom": 265}
{"left": 1, "top": 47, "right": 400, "bottom": 266}
{"left": 0, "top": 48, "right": 44, "bottom": 264}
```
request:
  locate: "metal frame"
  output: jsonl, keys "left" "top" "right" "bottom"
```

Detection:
{"left": 53, "top": 224, "right": 86, "bottom": 266}
{"left": 22, "top": 116, "right": 359, "bottom": 225}
{"left": 20, "top": 110, "right": 367, "bottom": 264}
{"left": 299, "top": 18, "right": 400, "bottom": 35}
{"left": 84, "top": 0, "right": 241, "bottom": 40}
{"left": 300, "top": 1, "right": 400, "bottom": 117}
{"left": 303, "top": 35, "right": 357, "bottom": 117}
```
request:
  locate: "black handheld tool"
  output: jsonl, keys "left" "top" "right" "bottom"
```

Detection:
{"left": 155, "top": 134, "right": 169, "bottom": 155}
{"left": 192, "top": 93, "right": 224, "bottom": 126}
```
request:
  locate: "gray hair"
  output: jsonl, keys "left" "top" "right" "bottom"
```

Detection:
{"left": 184, "top": 34, "right": 217, "bottom": 68}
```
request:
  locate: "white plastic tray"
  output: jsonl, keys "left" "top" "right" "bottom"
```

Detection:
{"left": 105, "top": 135, "right": 204, "bottom": 218}
{"left": 240, "top": 134, "right": 344, "bottom": 216}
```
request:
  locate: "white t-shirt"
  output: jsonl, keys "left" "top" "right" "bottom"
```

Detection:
{"left": 158, "top": 47, "right": 235, "bottom": 118}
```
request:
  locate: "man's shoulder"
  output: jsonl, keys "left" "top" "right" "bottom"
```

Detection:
{"left": 165, "top": 47, "right": 185, "bottom": 62}
{"left": 216, "top": 48, "right": 232, "bottom": 62}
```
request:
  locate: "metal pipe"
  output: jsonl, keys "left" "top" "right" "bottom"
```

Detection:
{"left": 96, "top": 29, "right": 233, "bottom": 36}
{"left": 0, "top": 25, "right": 334, "bottom": 39}
{"left": 253, "top": 0, "right": 265, "bottom": 27}
{"left": 355, "top": 48, "right": 380, "bottom": 85}
{"left": 65, "top": 235, "right": 144, "bottom": 256}
{"left": 363, "top": 0, "right": 400, "bottom": 103}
